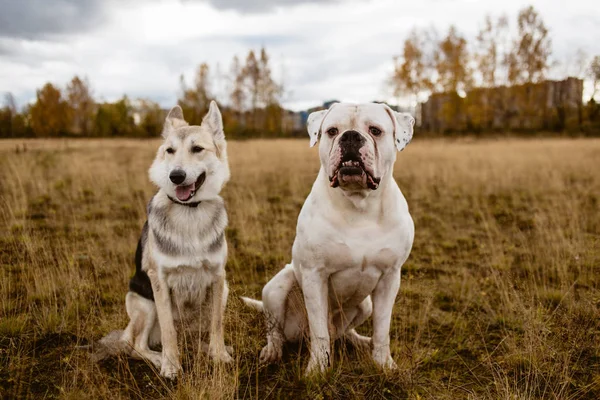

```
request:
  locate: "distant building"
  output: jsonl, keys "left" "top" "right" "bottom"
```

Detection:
{"left": 420, "top": 77, "right": 584, "bottom": 133}
{"left": 300, "top": 99, "right": 341, "bottom": 126}
{"left": 281, "top": 109, "right": 304, "bottom": 133}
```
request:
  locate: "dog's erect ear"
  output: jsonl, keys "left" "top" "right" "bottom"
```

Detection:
{"left": 162, "top": 105, "right": 188, "bottom": 137}
{"left": 202, "top": 100, "right": 225, "bottom": 141}
{"left": 167, "top": 105, "right": 184, "bottom": 121}
{"left": 307, "top": 103, "right": 337, "bottom": 147}
{"left": 383, "top": 105, "right": 415, "bottom": 152}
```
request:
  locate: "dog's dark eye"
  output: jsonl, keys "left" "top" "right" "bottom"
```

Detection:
{"left": 369, "top": 126, "right": 382, "bottom": 136}
{"left": 327, "top": 127, "right": 338, "bottom": 137}
{"left": 166, "top": 147, "right": 175, "bottom": 154}
{"left": 191, "top": 146, "right": 204, "bottom": 154}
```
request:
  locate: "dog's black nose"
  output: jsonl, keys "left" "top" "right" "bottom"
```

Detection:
{"left": 169, "top": 169, "right": 186, "bottom": 184}
{"left": 340, "top": 130, "right": 362, "bottom": 143}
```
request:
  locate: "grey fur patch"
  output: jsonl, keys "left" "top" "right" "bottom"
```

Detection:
{"left": 146, "top": 194, "right": 156, "bottom": 216}
{"left": 175, "top": 126, "right": 200, "bottom": 141}
{"left": 148, "top": 196, "right": 227, "bottom": 256}
{"left": 152, "top": 227, "right": 180, "bottom": 255}
{"left": 207, "top": 232, "right": 225, "bottom": 253}
{"left": 150, "top": 202, "right": 170, "bottom": 230}
{"left": 141, "top": 221, "right": 149, "bottom": 247}
{"left": 202, "top": 201, "right": 227, "bottom": 237}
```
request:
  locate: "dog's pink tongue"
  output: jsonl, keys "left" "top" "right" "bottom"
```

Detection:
{"left": 175, "top": 184, "right": 194, "bottom": 201}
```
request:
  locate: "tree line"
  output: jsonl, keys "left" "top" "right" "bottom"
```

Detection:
{"left": 0, "top": 47, "right": 288, "bottom": 139}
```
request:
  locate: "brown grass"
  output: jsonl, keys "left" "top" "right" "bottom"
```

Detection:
{"left": 0, "top": 137, "right": 599, "bottom": 399}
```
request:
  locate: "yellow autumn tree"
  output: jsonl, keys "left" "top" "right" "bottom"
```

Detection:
{"left": 507, "top": 5, "right": 552, "bottom": 85}
{"left": 391, "top": 28, "right": 432, "bottom": 106}
{"left": 435, "top": 26, "right": 472, "bottom": 131}
{"left": 30, "top": 83, "right": 71, "bottom": 137}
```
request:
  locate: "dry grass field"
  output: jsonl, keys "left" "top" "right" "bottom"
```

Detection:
{"left": 1, "top": 137, "right": 599, "bottom": 399}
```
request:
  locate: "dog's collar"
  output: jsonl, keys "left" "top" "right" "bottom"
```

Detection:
{"left": 166, "top": 195, "right": 201, "bottom": 208}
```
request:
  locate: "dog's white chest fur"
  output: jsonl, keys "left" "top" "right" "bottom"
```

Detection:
{"left": 164, "top": 266, "right": 213, "bottom": 310}
{"left": 293, "top": 185, "right": 413, "bottom": 308}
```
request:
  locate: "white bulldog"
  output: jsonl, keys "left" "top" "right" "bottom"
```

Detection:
{"left": 242, "top": 102, "right": 415, "bottom": 374}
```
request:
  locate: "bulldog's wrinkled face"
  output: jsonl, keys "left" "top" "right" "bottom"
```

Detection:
{"left": 149, "top": 102, "right": 230, "bottom": 203}
{"left": 307, "top": 103, "right": 414, "bottom": 191}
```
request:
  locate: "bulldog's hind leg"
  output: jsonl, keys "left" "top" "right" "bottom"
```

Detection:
{"left": 123, "top": 292, "right": 162, "bottom": 368}
{"left": 260, "top": 264, "right": 298, "bottom": 364}
{"left": 333, "top": 296, "right": 373, "bottom": 349}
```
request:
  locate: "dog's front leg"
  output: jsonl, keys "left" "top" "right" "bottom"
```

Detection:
{"left": 208, "top": 274, "right": 233, "bottom": 363}
{"left": 301, "top": 267, "right": 330, "bottom": 375}
{"left": 147, "top": 268, "right": 181, "bottom": 379}
{"left": 371, "top": 267, "right": 401, "bottom": 370}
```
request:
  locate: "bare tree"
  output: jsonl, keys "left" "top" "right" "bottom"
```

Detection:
{"left": 278, "top": 56, "right": 291, "bottom": 104}
{"left": 475, "top": 15, "right": 509, "bottom": 88}
{"left": 241, "top": 48, "right": 283, "bottom": 130}
{"left": 258, "top": 47, "right": 282, "bottom": 106}
{"left": 573, "top": 48, "right": 589, "bottom": 78}
{"left": 178, "top": 63, "right": 212, "bottom": 125}
{"left": 589, "top": 56, "right": 600, "bottom": 101}
{"left": 66, "top": 76, "right": 94, "bottom": 135}
{"left": 229, "top": 55, "right": 246, "bottom": 114}
{"left": 3, "top": 92, "right": 17, "bottom": 114}
{"left": 243, "top": 50, "right": 260, "bottom": 111}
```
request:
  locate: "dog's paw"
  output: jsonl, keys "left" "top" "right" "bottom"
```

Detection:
{"left": 209, "top": 346, "right": 233, "bottom": 364}
{"left": 373, "top": 352, "right": 397, "bottom": 370}
{"left": 160, "top": 357, "right": 181, "bottom": 380}
{"left": 305, "top": 355, "right": 329, "bottom": 376}
{"left": 146, "top": 352, "right": 162, "bottom": 369}
{"left": 259, "top": 342, "right": 282, "bottom": 364}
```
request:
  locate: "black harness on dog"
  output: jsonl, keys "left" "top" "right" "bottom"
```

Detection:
{"left": 167, "top": 195, "right": 201, "bottom": 208}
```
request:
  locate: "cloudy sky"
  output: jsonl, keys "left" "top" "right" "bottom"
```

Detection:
{"left": 1, "top": 0, "right": 599, "bottom": 111}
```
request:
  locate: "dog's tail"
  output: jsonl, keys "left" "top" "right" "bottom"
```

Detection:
{"left": 77, "top": 330, "right": 130, "bottom": 362}
{"left": 240, "top": 296, "right": 264, "bottom": 312}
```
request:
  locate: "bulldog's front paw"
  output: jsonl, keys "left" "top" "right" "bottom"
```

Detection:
{"left": 373, "top": 349, "right": 397, "bottom": 370}
{"left": 160, "top": 356, "right": 181, "bottom": 379}
{"left": 209, "top": 345, "right": 233, "bottom": 363}
{"left": 305, "top": 353, "right": 329, "bottom": 375}
{"left": 146, "top": 351, "right": 163, "bottom": 369}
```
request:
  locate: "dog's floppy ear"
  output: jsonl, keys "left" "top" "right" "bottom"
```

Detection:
{"left": 307, "top": 110, "right": 327, "bottom": 147}
{"left": 202, "top": 100, "right": 225, "bottom": 141}
{"left": 162, "top": 105, "right": 189, "bottom": 137}
{"left": 306, "top": 103, "right": 337, "bottom": 147}
{"left": 383, "top": 105, "right": 415, "bottom": 152}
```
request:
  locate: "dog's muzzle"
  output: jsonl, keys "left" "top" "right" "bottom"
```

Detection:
{"left": 329, "top": 130, "right": 380, "bottom": 190}
{"left": 171, "top": 171, "right": 206, "bottom": 202}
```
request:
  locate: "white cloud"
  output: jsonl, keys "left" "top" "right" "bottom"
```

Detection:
{"left": 1, "top": 0, "right": 599, "bottom": 111}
